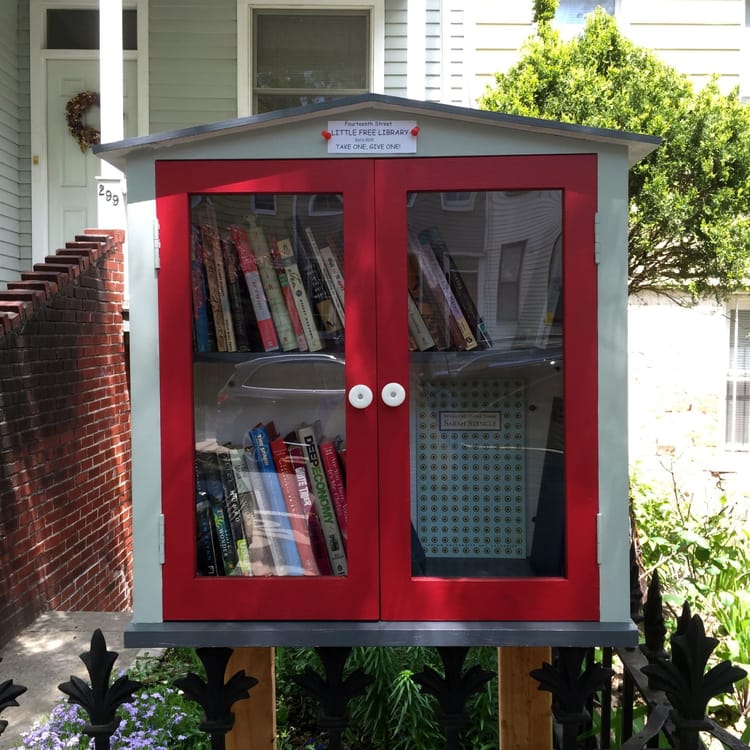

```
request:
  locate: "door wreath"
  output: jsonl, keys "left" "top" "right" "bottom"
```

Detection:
{"left": 65, "top": 91, "right": 101, "bottom": 152}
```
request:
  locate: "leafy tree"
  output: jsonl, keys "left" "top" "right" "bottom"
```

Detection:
{"left": 479, "top": 3, "right": 750, "bottom": 299}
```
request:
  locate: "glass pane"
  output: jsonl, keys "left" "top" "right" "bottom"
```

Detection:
{"left": 408, "top": 190, "right": 564, "bottom": 578}
{"left": 556, "top": 0, "right": 614, "bottom": 24}
{"left": 190, "top": 194, "right": 347, "bottom": 578}
{"left": 729, "top": 309, "right": 750, "bottom": 370}
{"left": 256, "top": 93, "right": 341, "bottom": 114}
{"left": 47, "top": 9, "right": 137, "bottom": 50}
{"left": 255, "top": 13, "right": 368, "bottom": 91}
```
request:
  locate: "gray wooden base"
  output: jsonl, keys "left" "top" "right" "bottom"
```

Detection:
{"left": 124, "top": 620, "right": 638, "bottom": 649}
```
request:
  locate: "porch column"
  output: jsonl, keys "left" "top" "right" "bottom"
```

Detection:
{"left": 98, "top": 0, "right": 128, "bottom": 305}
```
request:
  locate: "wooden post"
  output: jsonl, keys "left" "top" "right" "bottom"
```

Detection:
{"left": 225, "top": 646, "right": 277, "bottom": 750}
{"left": 497, "top": 646, "right": 552, "bottom": 750}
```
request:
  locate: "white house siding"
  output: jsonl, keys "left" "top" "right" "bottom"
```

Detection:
{"left": 462, "top": 0, "right": 534, "bottom": 107}
{"left": 149, "top": 0, "right": 237, "bottom": 131}
{"left": 384, "top": 0, "right": 408, "bottom": 96}
{"left": 16, "top": 0, "right": 31, "bottom": 272}
{"left": 628, "top": 292, "right": 749, "bottom": 512}
{"left": 425, "top": 0, "right": 441, "bottom": 101}
{"left": 622, "top": 0, "right": 744, "bottom": 94}
{"left": 0, "top": 0, "right": 21, "bottom": 286}
{"left": 460, "top": 0, "right": 745, "bottom": 103}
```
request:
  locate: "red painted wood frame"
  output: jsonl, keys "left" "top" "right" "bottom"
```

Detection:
{"left": 156, "top": 159, "right": 379, "bottom": 621}
{"left": 375, "top": 155, "right": 600, "bottom": 621}
{"left": 156, "top": 154, "right": 599, "bottom": 622}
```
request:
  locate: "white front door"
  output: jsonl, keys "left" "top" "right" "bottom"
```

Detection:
{"left": 45, "top": 59, "right": 137, "bottom": 252}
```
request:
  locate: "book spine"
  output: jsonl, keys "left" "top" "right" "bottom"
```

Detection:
{"left": 319, "top": 438, "right": 348, "bottom": 547}
{"left": 305, "top": 227, "right": 345, "bottom": 325}
{"left": 407, "top": 252, "right": 451, "bottom": 350}
{"left": 319, "top": 243, "right": 345, "bottom": 309}
{"left": 248, "top": 425, "right": 304, "bottom": 574}
{"left": 247, "top": 222, "right": 298, "bottom": 351}
{"left": 220, "top": 233, "right": 252, "bottom": 352}
{"left": 198, "top": 224, "right": 229, "bottom": 352}
{"left": 215, "top": 449, "right": 252, "bottom": 575}
{"left": 294, "top": 218, "right": 343, "bottom": 346}
{"left": 195, "top": 451, "right": 238, "bottom": 575}
{"left": 408, "top": 230, "right": 478, "bottom": 351}
{"left": 275, "top": 238, "right": 324, "bottom": 352}
{"left": 270, "top": 438, "right": 319, "bottom": 575}
{"left": 287, "top": 442, "right": 333, "bottom": 576}
{"left": 196, "top": 499, "right": 219, "bottom": 575}
{"left": 419, "top": 226, "right": 492, "bottom": 349}
{"left": 230, "top": 225, "right": 280, "bottom": 352}
{"left": 407, "top": 290, "right": 436, "bottom": 351}
{"left": 190, "top": 227, "right": 212, "bottom": 353}
{"left": 200, "top": 223, "right": 237, "bottom": 352}
{"left": 295, "top": 423, "right": 347, "bottom": 575}
{"left": 269, "top": 237, "right": 309, "bottom": 352}
{"left": 241, "top": 447, "right": 286, "bottom": 575}
{"left": 307, "top": 508, "right": 333, "bottom": 576}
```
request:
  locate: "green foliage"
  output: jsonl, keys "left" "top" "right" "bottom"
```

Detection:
{"left": 631, "top": 472, "right": 750, "bottom": 733}
{"left": 274, "top": 646, "right": 498, "bottom": 750}
{"left": 479, "top": 8, "right": 750, "bottom": 299}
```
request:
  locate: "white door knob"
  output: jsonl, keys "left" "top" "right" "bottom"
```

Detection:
{"left": 381, "top": 382, "right": 406, "bottom": 407}
{"left": 348, "top": 384, "right": 373, "bottom": 409}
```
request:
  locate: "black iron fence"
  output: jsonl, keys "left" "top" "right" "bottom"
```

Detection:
{"left": 1, "top": 572, "right": 747, "bottom": 750}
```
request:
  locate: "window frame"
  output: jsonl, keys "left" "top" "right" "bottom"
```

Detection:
{"left": 237, "top": 1, "right": 385, "bottom": 117}
{"left": 725, "top": 295, "right": 750, "bottom": 451}
{"left": 554, "top": 0, "right": 617, "bottom": 39}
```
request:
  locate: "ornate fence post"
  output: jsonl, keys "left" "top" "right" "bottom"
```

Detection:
{"left": 293, "top": 646, "right": 373, "bottom": 750}
{"left": 58, "top": 629, "right": 141, "bottom": 750}
{"left": 531, "top": 647, "right": 613, "bottom": 750}
{"left": 175, "top": 647, "right": 259, "bottom": 750}
{"left": 642, "top": 603, "right": 748, "bottom": 750}
{"left": 412, "top": 646, "right": 494, "bottom": 750}
{"left": 0, "top": 658, "right": 27, "bottom": 738}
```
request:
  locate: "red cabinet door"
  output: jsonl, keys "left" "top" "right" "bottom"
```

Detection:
{"left": 375, "top": 155, "right": 601, "bottom": 621}
{"left": 155, "top": 154, "right": 600, "bottom": 623}
{"left": 156, "top": 159, "right": 380, "bottom": 620}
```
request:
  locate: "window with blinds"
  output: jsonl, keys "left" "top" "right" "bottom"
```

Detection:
{"left": 252, "top": 10, "right": 370, "bottom": 114}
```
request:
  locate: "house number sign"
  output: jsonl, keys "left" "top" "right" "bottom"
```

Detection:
{"left": 325, "top": 120, "right": 418, "bottom": 154}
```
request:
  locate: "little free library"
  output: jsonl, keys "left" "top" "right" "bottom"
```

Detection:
{"left": 94, "top": 94, "right": 659, "bottom": 648}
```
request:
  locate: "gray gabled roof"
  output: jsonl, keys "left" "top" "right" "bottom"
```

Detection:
{"left": 94, "top": 93, "right": 661, "bottom": 170}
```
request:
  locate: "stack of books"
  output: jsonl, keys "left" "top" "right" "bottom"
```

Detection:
{"left": 191, "top": 211, "right": 344, "bottom": 354}
{"left": 195, "top": 421, "right": 347, "bottom": 578}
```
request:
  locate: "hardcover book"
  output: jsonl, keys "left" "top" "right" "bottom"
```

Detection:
{"left": 247, "top": 423, "right": 305, "bottom": 574}
{"left": 293, "top": 218, "right": 344, "bottom": 347}
{"left": 247, "top": 220, "right": 297, "bottom": 351}
{"left": 287, "top": 440, "right": 333, "bottom": 575}
{"left": 407, "top": 252, "right": 451, "bottom": 350}
{"left": 270, "top": 436, "right": 320, "bottom": 575}
{"left": 319, "top": 437, "right": 348, "bottom": 547}
{"left": 190, "top": 227, "right": 212, "bottom": 353}
{"left": 269, "top": 237, "right": 309, "bottom": 352}
{"left": 305, "top": 227, "right": 345, "bottom": 325}
{"left": 294, "top": 422, "right": 347, "bottom": 575}
{"left": 408, "top": 229, "right": 478, "bottom": 351}
{"left": 241, "top": 446, "right": 287, "bottom": 575}
{"left": 214, "top": 445, "right": 252, "bottom": 575}
{"left": 195, "top": 449, "right": 239, "bottom": 575}
{"left": 199, "top": 223, "right": 236, "bottom": 352}
{"left": 220, "top": 232, "right": 252, "bottom": 352}
{"left": 274, "top": 237, "right": 323, "bottom": 352}
{"left": 419, "top": 225, "right": 492, "bottom": 350}
{"left": 230, "top": 225, "right": 280, "bottom": 352}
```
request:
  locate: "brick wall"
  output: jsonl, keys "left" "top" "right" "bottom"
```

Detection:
{"left": 0, "top": 230, "right": 132, "bottom": 647}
